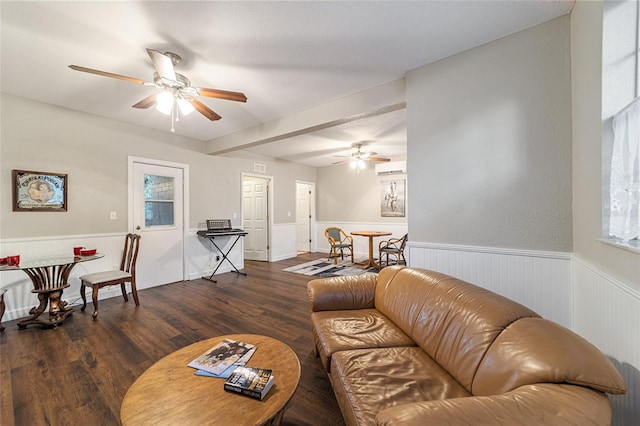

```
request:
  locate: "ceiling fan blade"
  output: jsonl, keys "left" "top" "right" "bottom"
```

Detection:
{"left": 146, "top": 48, "right": 176, "bottom": 81}
{"left": 132, "top": 94, "right": 157, "bottom": 109}
{"left": 68, "top": 65, "right": 149, "bottom": 85}
{"left": 365, "top": 157, "right": 391, "bottom": 162}
{"left": 196, "top": 87, "right": 247, "bottom": 103}
{"left": 189, "top": 99, "right": 222, "bottom": 121}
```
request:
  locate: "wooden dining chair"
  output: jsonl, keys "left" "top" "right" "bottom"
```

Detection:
{"left": 324, "top": 227, "right": 354, "bottom": 265}
{"left": 79, "top": 233, "right": 141, "bottom": 319}
{"left": 378, "top": 233, "right": 408, "bottom": 268}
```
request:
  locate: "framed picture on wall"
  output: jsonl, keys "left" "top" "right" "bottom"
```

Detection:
{"left": 12, "top": 169, "right": 68, "bottom": 212}
{"left": 381, "top": 179, "right": 405, "bottom": 217}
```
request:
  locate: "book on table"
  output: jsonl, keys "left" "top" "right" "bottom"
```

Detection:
{"left": 223, "top": 366, "right": 275, "bottom": 400}
{"left": 188, "top": 338, "right": 255, "bottom": 376}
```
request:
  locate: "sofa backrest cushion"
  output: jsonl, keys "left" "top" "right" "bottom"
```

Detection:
{"left": 375, "top": 267, "right": 540, "bottom": 392}
{"left": 375, "top": 266, "right": 451, "bottom": 334}
{"left": 473, "top": 317, "right": 627, "bottom": 395}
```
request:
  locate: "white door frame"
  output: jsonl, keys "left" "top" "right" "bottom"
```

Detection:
{"left": 128, "top": 156, "right": 190, "bottom": 281}
{"left": 296, "top": 180, "right": 316, "bottom": 253}
{"left": 241, "top": 173, "right": 273, "bottom": 262}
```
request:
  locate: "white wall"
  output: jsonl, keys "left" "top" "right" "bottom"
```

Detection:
{"left": 570, "top": 0, "right": 639, "bottom": 289}
{"left": 570, "top": 2, "right": 640, "bottom": 423}
{"left": 316, "top": 162, "right": 408, "bottom": 224}
{"left": 406, "top": 16, "right": 572, "bottom": 252}
{"left": 0, "top": 93, "right": 317, "bottom": 320}
{"left": 0, "top": 94, "right": 317, "bottom": 239}
{"left": 403, "top": 9, "right": 638, "bottom": 424}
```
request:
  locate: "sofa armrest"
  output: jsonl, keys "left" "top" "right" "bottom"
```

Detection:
{"left": 376, "top": 384, "right": 612, "bottom": 426}
{"left": 307, "top": 274, "right": 377, "bottom": 312}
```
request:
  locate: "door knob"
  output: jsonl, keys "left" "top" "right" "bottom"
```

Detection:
{"left": 136, "top": 226, "right": 141, "bottom": 230}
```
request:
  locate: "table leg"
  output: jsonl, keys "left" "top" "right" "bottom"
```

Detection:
{"left": 357, "top": 237, "right": 380, "bottom": 270}
{"left": 18, "top": 264, "right": 75, "bottom": 329}
{"left": 17, "top": 288, "right": 73, "bottom": 329}
{"left": 0, "top": 292, "right": 5, "bottom": 332}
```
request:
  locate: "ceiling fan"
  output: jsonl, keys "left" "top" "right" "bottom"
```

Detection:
{"left": 333, "top": 144, "right": 391, "bottom": 170}
{"left": 69, "top": 48, "right": 247, "bottom": 130}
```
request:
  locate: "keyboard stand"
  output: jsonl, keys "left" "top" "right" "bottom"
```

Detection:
{"left": 198, "top": 231, "right": 248, "bottom": 283}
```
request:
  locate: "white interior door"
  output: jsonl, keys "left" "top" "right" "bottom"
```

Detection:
{"left": 296, "top": 182, "right": 313, "bottom": 252}
{"left": 243, "top": 176, "right": 269, "bottom": 261}
{"left": 132, "top": 162, "right": 185, "bottom": 287}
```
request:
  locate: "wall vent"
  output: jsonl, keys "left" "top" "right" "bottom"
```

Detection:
{"left": 254, "top": 163, "right": 266, "bottom": 173}
{"left": 375, "top": 160, "right": 407, "bottom": 175}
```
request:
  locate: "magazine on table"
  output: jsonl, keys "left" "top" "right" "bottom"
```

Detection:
{"left": 193, "top": 347, "right": 256, "bottom": 378}
{"left": 188, "top": 338, "right": 255, "bottom": 376}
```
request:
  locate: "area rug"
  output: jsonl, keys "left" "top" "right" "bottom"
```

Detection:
{"left": 283, "top": 258, "right": 378, "bottom": 278}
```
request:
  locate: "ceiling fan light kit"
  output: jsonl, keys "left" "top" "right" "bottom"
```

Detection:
{"left": 351, "top": 158, "right": 367, "bottom": 171}
{"left": 335, "top": 143, "right": 391, "bottom": 172}
{"left": 69, "top": 48, "right": 247, "bottom": 132}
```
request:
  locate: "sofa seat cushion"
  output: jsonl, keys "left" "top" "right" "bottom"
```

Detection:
{"left": 312, "top": 309, "right": 416, "bottom": 372}
{"left": 331, "top": 347, "right": 471, "bottom": 426}
{"left": 376, "top": 383, "right": 613, "bottom": 426}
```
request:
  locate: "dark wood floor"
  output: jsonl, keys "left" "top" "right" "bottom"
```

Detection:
{"left": 0, "top": 253, "right": 345, "bottom": 426}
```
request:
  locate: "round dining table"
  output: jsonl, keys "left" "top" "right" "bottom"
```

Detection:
{"left": 350, "top": 230, "right": 392, "bottom": 269}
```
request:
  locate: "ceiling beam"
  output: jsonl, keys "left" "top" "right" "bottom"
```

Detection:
{"left": 204, "top": 78, "right": 406, "bottom": 155}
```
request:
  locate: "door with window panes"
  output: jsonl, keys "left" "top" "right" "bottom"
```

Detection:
{"left": 132, "top": 162, "right": 184, "bottom": 287}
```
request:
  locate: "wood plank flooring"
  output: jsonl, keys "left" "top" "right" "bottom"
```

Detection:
{"left": 0, "top": 253, "right": 345, "bottom": 426}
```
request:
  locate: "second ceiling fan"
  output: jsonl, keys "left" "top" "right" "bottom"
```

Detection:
{"left": 333, "top": 143, "right": 391, "bottom": 169}
{"left": 69, "top": 48, "right": 247, "bottom": 130}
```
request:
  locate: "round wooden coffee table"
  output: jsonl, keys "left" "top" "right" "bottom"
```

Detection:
{"left": 120, "top": 334, "right": 301, "bottom": 426}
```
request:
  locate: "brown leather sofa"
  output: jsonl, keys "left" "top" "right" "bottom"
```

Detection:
{"left": 307, "top": 266, "right": 626, "bottom": 425}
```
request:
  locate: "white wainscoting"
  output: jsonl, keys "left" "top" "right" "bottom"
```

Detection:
{"left": 0, "top": 233, "right": 130, "bottom": 321}
{"left": 0, "top": 231, "right": 245, "bottom": 321}
{"left": 572, "top": 256, "right": 640, "bottom": 426}
{"left": 316, "top": 221, "right": 408, "bottom": 260}
{"left": 271, "top": 223, "right": 297, "bottom": 262}
{"left": 408, "top": 241, "right": 572, "bottom": 326}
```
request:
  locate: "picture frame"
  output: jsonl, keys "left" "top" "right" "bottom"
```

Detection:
{"left": 381, "top": 179, "right": 406, "bottom": 217}
{"left": 12, "top": 169, "right": 68, "bottom": 212}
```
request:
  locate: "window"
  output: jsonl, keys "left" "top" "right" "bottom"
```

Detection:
{"left": 609, "top": 98, "right": 640, "bottom": 243}
{"left": 602, "top": 1, "right": 639, "bottom": 251}
{"left": 144, "top": 174, "right": 175, "bottom": 227}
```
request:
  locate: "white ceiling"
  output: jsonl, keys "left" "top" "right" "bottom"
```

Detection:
{"left": 0, "top": 1, "right": 573, "bottom": 168}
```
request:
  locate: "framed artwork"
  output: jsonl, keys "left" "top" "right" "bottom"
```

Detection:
{"left": 12, "top": 169, "right": 68, "bottom": 212}
{"left": 381, "top": 179, "right": 405, "bottom": 217}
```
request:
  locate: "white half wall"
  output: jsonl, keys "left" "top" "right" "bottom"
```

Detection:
{"left": 572, "top": 256, "right": 640, "bottom": 426}
{"left": 0, "top": 231, "right": 245, "bottom": 321}
{"left": 271, "top": 223, "right": 298, "bottom": 262}
{"left": 408, "top": 242, "right": 572, "bottom": 326}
